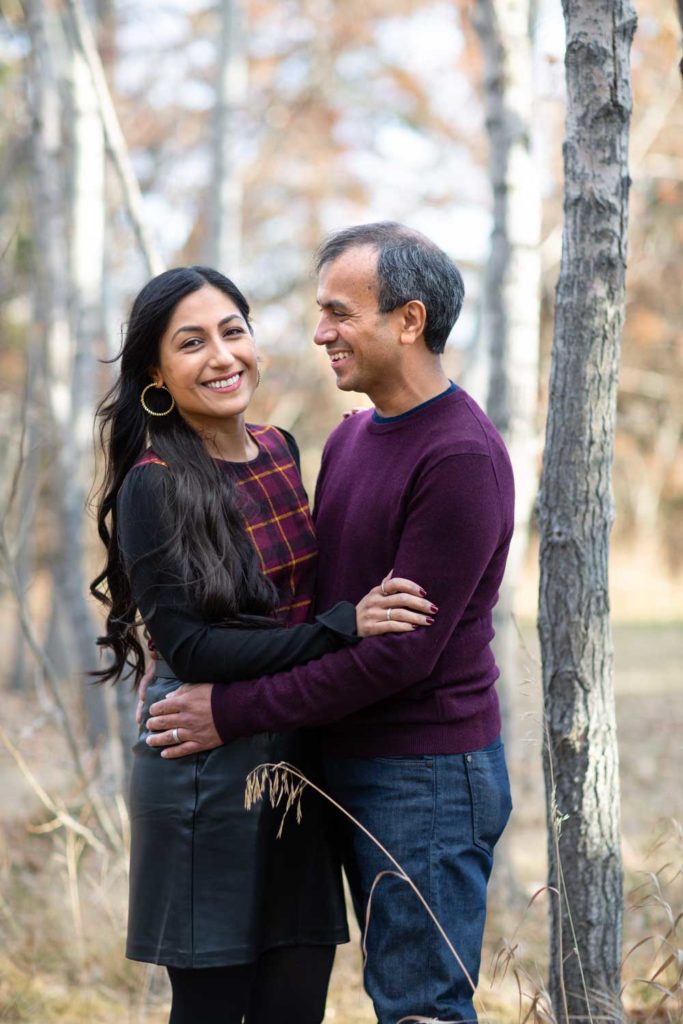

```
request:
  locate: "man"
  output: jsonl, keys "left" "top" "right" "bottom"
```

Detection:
{"left": 147, "top": 222, "right": 514, "bottom": 1023}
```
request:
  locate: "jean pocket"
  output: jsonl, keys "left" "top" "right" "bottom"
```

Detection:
{"left": 465, "top": 745, "right": 513, "bottom": 855}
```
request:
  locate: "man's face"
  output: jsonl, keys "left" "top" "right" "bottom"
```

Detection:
{"left": 314, "top": 246, "right": 403, "bottom": 397}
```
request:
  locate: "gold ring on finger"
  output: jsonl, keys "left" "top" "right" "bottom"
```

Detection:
{"left": 172, "top": 727, "right": 181, "bottom": 745}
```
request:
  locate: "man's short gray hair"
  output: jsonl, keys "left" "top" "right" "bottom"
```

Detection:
{"left": 315, "top": 222, "right": 465, "bottom": 354}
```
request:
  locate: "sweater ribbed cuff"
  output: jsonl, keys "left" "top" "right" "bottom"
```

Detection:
{"left": 211, "top": 682, "right": 237, "bottom": 744}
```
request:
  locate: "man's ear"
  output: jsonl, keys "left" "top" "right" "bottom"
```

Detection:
{"left": 399, "top": 300, "right": 427, "bottom": 346}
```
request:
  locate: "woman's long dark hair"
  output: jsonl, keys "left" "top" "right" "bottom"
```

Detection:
{"left": 91, "top": 266, "right": 278, "bottom": 686}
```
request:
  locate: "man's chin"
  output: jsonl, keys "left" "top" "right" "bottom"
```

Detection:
{"left": 335, "top": 376, "right": 363, "bottom": 394}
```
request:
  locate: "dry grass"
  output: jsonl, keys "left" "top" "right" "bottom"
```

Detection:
{"left": 0, "top": 622, "right": 681, "bottom": 1023}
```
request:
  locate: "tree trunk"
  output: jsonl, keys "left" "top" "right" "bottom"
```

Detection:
{"left": 210, "top": 0, "right": 246, "bottom": 272}
{"left": 473, "top": 0, "right": 542, "bottom": 740}
{"left": 9, "top": 340, "right": 42, "bottom": 692}
{"left": 27, "top": 0, "right": 109, "bottom": 748}
{"left": 65, "top": 20, "right": 111, "bottom": 749}
{"left": 63, "top": 0, "right": 163, "bottom": 277}
{"left": 537, "top": 3, "right": 637, "bottom": 1021}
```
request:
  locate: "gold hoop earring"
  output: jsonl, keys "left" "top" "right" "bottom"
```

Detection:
{"left": 141, "top": 382, "right": 175, "bottom": 417}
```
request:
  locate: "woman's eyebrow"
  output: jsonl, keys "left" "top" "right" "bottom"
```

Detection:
{"left": 171, "top": 314, "right": 243, "bottom": 341}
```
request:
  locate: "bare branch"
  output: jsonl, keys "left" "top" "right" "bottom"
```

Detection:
{"left": 0, "top": 723, "right": 106, "bottom": 854}
{"left": 0, "top": 519, "right": 121, "bottom": 850}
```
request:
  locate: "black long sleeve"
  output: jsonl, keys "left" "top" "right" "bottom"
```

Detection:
{"left": 117, "top": 464, "right": 359, "bottom": 684}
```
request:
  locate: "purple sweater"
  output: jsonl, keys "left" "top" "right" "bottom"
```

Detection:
{"left": 212, "top": 387, "right": 514, "bottom": 756}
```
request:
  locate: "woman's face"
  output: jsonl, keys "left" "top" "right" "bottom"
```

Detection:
{"left": 150, "top": 285, "right": 258, "bottom": 432}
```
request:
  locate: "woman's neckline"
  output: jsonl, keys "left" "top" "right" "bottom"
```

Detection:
{"left": 209, "top": 426, "right": 263, "bottom": 465}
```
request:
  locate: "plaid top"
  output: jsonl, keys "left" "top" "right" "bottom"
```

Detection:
{"left": 219, "top": 425, "right": 317, "bottom": 625}
{"left": 135, "top": 425, "right": 317, "bottom": 626}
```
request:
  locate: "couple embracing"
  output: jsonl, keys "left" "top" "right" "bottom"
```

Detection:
{"left": 92, "top": 221, "right": 514, "bottom": 1024}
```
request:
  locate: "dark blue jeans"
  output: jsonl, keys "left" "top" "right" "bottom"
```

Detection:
{"left": 324, "top": 739, "right": 511, "bottom": 1024}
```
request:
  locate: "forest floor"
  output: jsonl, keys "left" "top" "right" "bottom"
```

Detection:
{"left": 0, "top": 621, "right": 681, "bottom": 1023}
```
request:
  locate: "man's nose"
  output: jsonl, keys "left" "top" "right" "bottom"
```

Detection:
{"left": 313, "top": 315, "right": 337, "bottom": 347}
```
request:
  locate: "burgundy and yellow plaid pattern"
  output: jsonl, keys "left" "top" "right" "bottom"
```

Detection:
{"left": 227, "top": 426, "right": 317, "bottom": 624}
{"left": 136, "top": 428, "right": 318, "bottom": 625}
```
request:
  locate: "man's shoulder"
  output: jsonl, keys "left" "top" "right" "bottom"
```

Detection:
{"left": 416, "top": 389, "right": 499, "bottom": 456}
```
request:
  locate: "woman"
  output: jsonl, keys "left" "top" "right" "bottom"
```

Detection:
{"left": 91, "top": 266, "right": 433, "bottom": 1024}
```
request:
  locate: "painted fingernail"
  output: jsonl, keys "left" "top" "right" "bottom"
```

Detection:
{"left": 426, "top": 617, "right": 434, "bottom": 625}
{"left": 419, "top": 588, "right": 427, "bottom": 597}
{"left": 430, "top": 605, "right": 439, "bottom": 614}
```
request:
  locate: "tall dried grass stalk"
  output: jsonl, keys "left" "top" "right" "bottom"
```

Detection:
{"left": 65, "top": 826, "right": 86, "bottom": 962}
{"left": 245, "top": 760, "right": 485, "bottom": 1023}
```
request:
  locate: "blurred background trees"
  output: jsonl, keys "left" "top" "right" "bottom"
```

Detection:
{"left": 0, "top": 0, "right": 681, "bottom": 1019}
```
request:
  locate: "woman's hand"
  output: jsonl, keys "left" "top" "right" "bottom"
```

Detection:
{"left": 355, "top": 571, "right": 437, "bottom": 637}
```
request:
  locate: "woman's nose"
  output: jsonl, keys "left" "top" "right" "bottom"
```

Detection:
{"left": 207, "top": 338, "right": 236, "bottom": 365}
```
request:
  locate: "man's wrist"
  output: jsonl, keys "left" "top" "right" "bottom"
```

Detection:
{"left": 210, "top": 683, "right": 235, "bottom": 744}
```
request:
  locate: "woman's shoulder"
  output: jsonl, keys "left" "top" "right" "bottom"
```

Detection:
{"left": 118, "top": 449, "right": 171, "bottom": 513}
{"left": 134, "top": 448, "right": 169, "bottom": 470}
{"left": 249, "top": 424, "right": 300, "bottom": 470}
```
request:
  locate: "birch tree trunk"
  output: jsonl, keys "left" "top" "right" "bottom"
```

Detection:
{"left": 27, "top": 0, "right": 109, "bottom": 749}
{"left": 63, "top": 0, "right": 163, "bottom": 277}
{"left": 473, "top": 0, "right": 541, "bottom": 733}
{"left": 64, "top": 24, "right": 111, "bottom": 751}
{"left": 9, "top": 343, "right": 42, "bottom": 692}
{"left": 537, "top": 3, "right": 637, "bottom": 1020}
{"left": 210, "top": 0, "right": 246, "bottom": 272}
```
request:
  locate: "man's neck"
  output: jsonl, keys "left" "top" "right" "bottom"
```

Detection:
{"left": 370, "top": 365, "right": 451, "bottom": 419}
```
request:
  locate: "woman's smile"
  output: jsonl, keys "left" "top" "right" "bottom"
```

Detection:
{"left": 202, "top": 372, "right": 243, "bottom": 393}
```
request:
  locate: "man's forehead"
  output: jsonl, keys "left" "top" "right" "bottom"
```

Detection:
{"left": 317, "top": 245, "right": 378, "bottom": 301}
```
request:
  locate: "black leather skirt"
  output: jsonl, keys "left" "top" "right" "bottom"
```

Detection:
{"left": 126, "top": 671, "right": 348, "bottom": 968}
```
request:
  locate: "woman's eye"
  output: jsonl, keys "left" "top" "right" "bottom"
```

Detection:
{"left": 181, "top": 337, "right": 202, "bottom": 349}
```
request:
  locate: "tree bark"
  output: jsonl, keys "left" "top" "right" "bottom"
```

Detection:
{"left": 472, "top": 0, "right": 542, "bottom": 738}
{"left": 62, "top": 0, "right": 163, "bottom": 277}
{"left": 65, "top": 27, "right": 112, "bottom": 749}
{"left": 210, "top": 0, "right": 247, "bottom": 272}
{"left": 27, "top": 0, "right": 110, "bottom": 748}
{"left": 9, "top": 340, "right": 42, "bottom": 692}
{"left": 537, "top": 2, "right": 637, "bottom": 1021}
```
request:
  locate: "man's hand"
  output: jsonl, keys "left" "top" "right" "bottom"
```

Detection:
{"left": 145, "top": 683, "right": 222, "bottom": 759}
{"left": 136, "top": 660, "right": 156, "bottom": 726}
